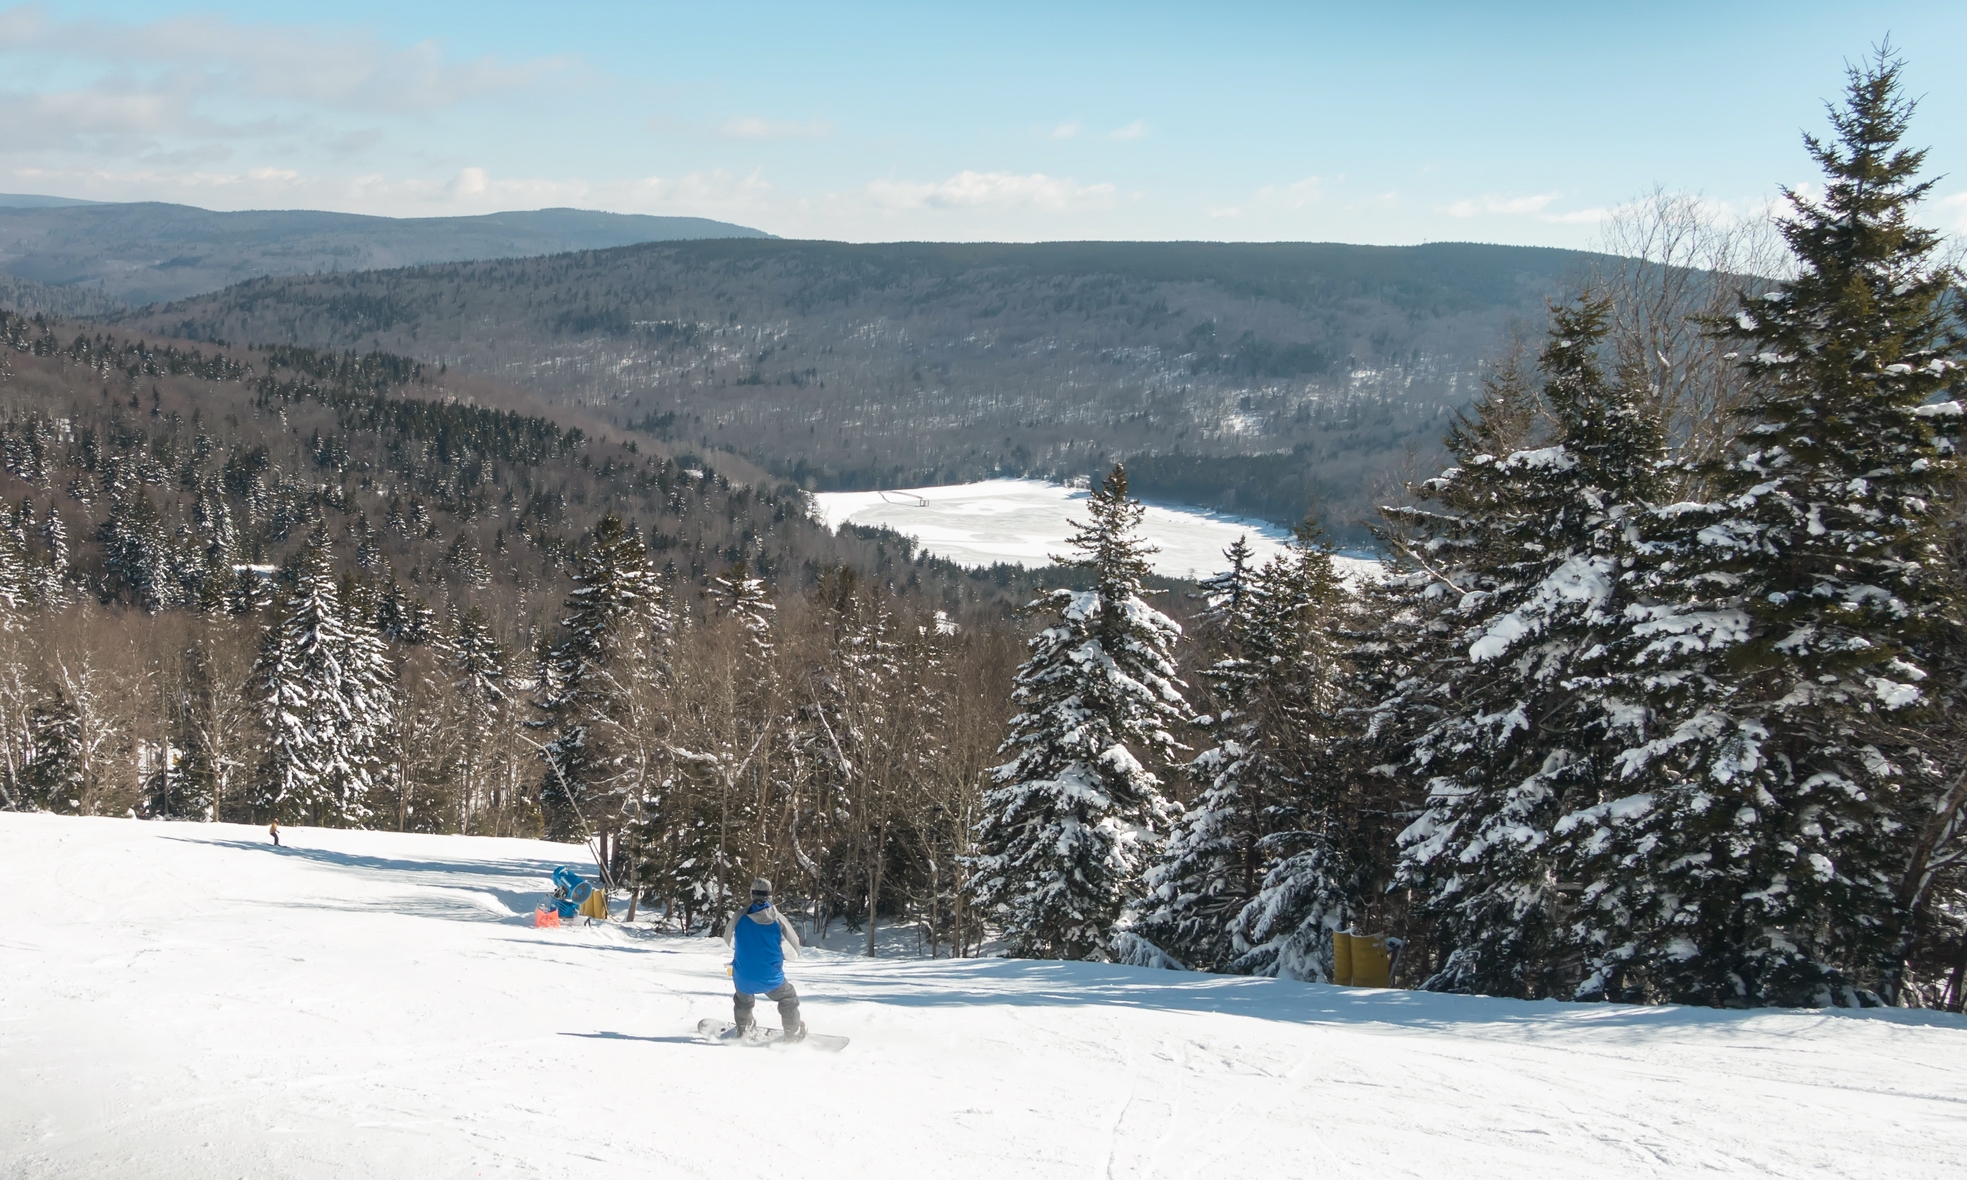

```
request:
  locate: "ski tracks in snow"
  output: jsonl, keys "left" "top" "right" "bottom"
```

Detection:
{"left": 5, "top": 815, "right": 1966, "bottom": 1180}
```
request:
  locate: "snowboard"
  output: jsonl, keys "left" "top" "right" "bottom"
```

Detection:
{"left": 695, "top": 1017, "right": 849, "bottom": 1053}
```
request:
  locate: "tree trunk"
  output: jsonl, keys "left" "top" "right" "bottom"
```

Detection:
{"left": 625, "top": 830, "right": 640, "bottom": 923}
{"left": 1882, "top": 769, "right": 1967, "bottom": 1004}
{"left": 866, "top": 824, "right": 885, "bottom": 957}
{"left": 1946, "top": 938, "right": 1967, "bottom": 1013}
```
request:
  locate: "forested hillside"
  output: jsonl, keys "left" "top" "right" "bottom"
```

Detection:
{"left": 133, "top": 240, "right": 1598, "bottom": 538}
{"left": 0, "top": 202, "right": 770, "bottom": 308}
{"left": 0, "top": 311, "right": 1067, "bottom": 934}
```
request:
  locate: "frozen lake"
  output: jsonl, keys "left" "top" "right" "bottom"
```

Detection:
{"left": 812, "top": 479, "right": 1375, "bottom": 581}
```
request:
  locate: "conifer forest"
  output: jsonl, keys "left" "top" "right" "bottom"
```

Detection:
{"left": 4, "top": 54, "right": 1965, "bottom": 1015}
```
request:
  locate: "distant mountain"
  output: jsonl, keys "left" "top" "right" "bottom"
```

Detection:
{"left": 0, "top": 193, "right": 106, "bottom": 208}
{"left": 0, "top": 201, "right": 772, "bottom": 307}
{"left": 133, "top": 238, "right": 1601, "bottom": 537}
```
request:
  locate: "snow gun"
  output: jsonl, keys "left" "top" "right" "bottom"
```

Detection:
{"left": 550, "top": 866, "right": 595, "bottom": 919}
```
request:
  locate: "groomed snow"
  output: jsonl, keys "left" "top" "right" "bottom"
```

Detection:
{"left": 812, "top": 479, "right": 1378, "bottom": 581}
{"left": 4, "top": 813, "right": 1964, "bottom": 1179}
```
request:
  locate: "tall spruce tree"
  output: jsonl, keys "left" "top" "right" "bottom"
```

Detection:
{"left": 1224, "top": 530, "right": 1362, "bottom": 979}
{"left": 1140, "top": 525, "right": 1355, "bottom": 976}
{"left": 1136, "top": 538, "right": 1263, "bottom": 969}
{"left": 1395, "top": 296, "right": 1663, "bottom": 998}
{"left": 249, "top": 539, "right": 391, "bottom": 826}
{"left": 1559, "top": 52, "right": 1963, "bottom": 1007}
{"left": 536, "top": 514, "right": 668, "bottom": 842}
{"left": 970, "top": 464, "right": 1191, "bottom": 960}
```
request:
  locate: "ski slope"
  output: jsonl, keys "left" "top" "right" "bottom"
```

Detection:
{"left": 3, "top": 814, "right": 1963, "bottom": 1179}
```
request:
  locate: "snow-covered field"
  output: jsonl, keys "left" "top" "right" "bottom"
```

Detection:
{"left": 813, "top": 479, "right": 1377, "bottom": 581}
{"left": 4, "top": 813, "right": 1964, "bottom": 1179}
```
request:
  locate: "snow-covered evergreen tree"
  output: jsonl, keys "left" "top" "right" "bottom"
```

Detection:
{"left": 1139, "top": 524, "right": 1354, "bottom": 976}
{"left": 376, "top": 570, "right": 437, "bottom": 646}
{"left": 711, "top": 561, "right": 775, "bottom": 660}
{"left": 536, "top": 514, "right": 669, "bottom": 842}
{"left": 338, "top": 571, "right": 397, "bottom": 815}
{"left": 970, "top": 464, "right": 1190, "bottom": 960}
{"left": 1395, "top": 296, "right": 1663, "bottom": 998}
{"left": 1558, "top": 53, "right": 1963, "bottom": 1007}
{"left": 23, "top": 685, "right": 82, "bottom": 811}
{"left": 1192, "top": 535, "right": 1259, "bottom": 638}
{"left": 38, "top": 502, "right": 67, "bottom": 606}
{"left": 1224, "top": 529, "right": 1359, "bottom": 979}
{"left": 100, "top": 487, "right": 178, "bottom": 611}
{"left": 1135, "top": 539, "right": 1262, "bottom": 969}
{"left": 249, "top": 537, "right": 392, "bottom": 826}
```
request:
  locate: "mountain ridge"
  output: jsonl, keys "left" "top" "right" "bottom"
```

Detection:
{"left": 0, "top": 201, "right": 773, "bottom": 307}
{"left": 129, "top": 236, "right": 1602, "bottom": 536}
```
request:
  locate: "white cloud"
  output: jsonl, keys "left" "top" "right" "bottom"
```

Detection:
{"left": 1939, "top": 192, "right": 1967, "bottom": 233}
{"left": 1545, "top": 206, "right": 1611, "bottom": 225}
{"left": 865, "top": 170, "right": 1118, "bottom": 214}
{"left": 1107, "top": 120, "right": 1147, "bottom": 141}
{"left": 0, "top": 6, "right": 570, "bottom": 123}
{"left": 1050, "top": 121, "right": 1081, "bottom": 140}
{"left": 630, "top": 168, "right": 773, "bottom": 213}
{"left": 1446, "top": 192, "right": 1561, "bottom": 218}
{"left": 717, "top": 116, "right": 832, "bottom": 140}
{"left": 328, "top": 128, "right": 385, "bottom": 155}
{"left": 1256, "top": 176, "right": 1321, "bottom": 209}
{"left": 10, "top": 161, "right": 307, "bottom": 199}
{"left": 1207, "top": 176, "right": 1322, "bottom": 220}
{"left": 3, "top": 157, "right": 779, "bottom": 221}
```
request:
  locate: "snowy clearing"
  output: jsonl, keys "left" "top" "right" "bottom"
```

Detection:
{"left": 812, "top": 478, "right": 1377, "bottom": 581}
{"left": 4, "top": 813, "right": 1964, "bottom": 1180}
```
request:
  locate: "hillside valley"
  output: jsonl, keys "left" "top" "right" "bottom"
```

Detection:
{"left": 132, "top": 239, "right": 1603, "bottom": 539}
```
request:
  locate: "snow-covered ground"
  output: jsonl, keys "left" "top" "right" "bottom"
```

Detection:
{"left": 812, "top": 478, "right": 1377, "bottom": 581}
{"left": 4, "top": 814, "right": 1963, "bottom": 1180}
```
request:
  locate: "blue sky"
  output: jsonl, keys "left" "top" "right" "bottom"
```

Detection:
{"left": 1, "top": 1, "right": 1962, "bottom": 245}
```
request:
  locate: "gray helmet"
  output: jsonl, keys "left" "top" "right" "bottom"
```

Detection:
{"left": 750, "top": 878, "right": 773, "bottom": 900}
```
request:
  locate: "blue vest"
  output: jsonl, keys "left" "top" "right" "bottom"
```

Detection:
{"left": 732, "top": 904, "right": 786, "bottom": 994}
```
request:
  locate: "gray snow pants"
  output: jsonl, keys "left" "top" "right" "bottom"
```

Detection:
{"left": 734, "top": 982, "right": 801, "bottom": 1031}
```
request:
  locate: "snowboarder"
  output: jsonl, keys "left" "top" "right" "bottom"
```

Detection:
{"left": 269, "top": 820, "right": 281, "bottom": 848}
{"left": 725, "top": 878, "right": 805, "bottom": 1041}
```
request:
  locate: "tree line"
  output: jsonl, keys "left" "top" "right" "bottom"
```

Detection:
{"left": 970, "top": 55, "right": 1967, "bottom": 1010}
{"left": 6, "top": 54, "right": 1963, "bottom": 1009}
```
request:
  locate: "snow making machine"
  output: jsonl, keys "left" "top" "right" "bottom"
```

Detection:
{"left": 534, "top": 866, "right": 608, "bottom": 926}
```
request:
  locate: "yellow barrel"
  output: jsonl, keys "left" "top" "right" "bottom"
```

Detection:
{"left": 1331, "top": 930, "right": 1354, "bottom": 986}
{"left": 580, "top": 889, "right": 609, "bottom": 920}
{"left": 1349, "top": 933, "right": 1392, "bottom": 988}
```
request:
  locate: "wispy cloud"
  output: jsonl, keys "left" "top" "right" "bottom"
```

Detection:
{"left": 1207, "top": 176, "right": 1321, "bottom": 219}
{"left": 1046, "top": 120, "right": 1144, "bottom": 142}
{"left": 1446, "top": 192, "right": 1560, "bottom": 218}
{"left": 717, "top": 116, "right": 832, "bottom": 140}
{"left": 866, "top": 170, "right": 1117, "bottom": 214}
{"left": 327, "top": 128, "right": 385, "bottom": 155}
{"left": 630, "top": 168, "right": 773, "bottom": 213}
{"left": 1444, "top": 191, "right": 1625, "bottom": 225}
{"left": 1258, "top": 176, "right": 1320, "bottom": 208}
{"left": 9, "top": 161, "right": 307, "bottom": 198}
{"left": 0, "top": 6, "right": 569, "bottom": 116}
{"left": 1939, "top": 192, "right": 1967, "bottom": 233}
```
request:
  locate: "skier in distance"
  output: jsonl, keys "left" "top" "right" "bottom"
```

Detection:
{"left": 269, "top": 820, "right": 280, "bottom": 848}
{"left": 725, "top": 878, "right": 805, "bottom": 1041}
